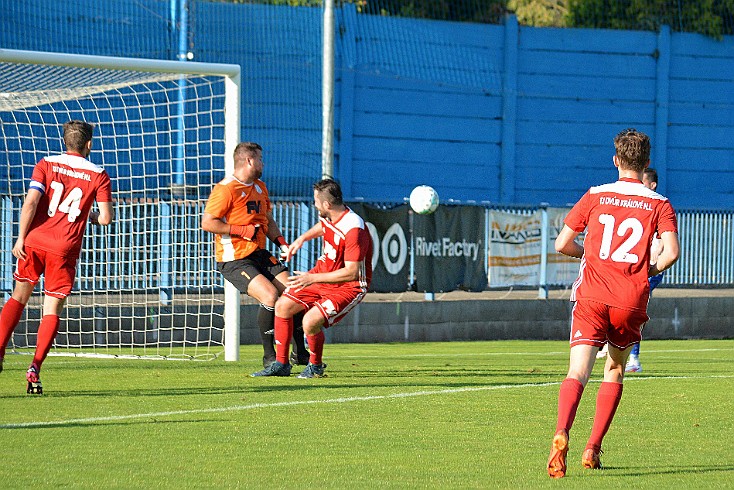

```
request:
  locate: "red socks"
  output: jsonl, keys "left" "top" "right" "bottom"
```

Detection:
{"left": 274, "top": 315, "right": 293, "bottom": 364}
{"left": 0, "top": 298, "right": 25, "bottom": 358}
{"left": 32, "top": 314, "right": 60, "bottom": 369}
{"left": 556, "top": 378, "right": 585, "bottom": 433}
{"left": 307, "top": 330, "right": 325, "bottom": 365}
{"left": 586, "top": 382, "right": 624, "bottom": 451}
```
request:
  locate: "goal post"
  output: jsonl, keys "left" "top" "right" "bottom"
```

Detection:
{"left": 0, "top": 48, "right": 242, "bottom": 361}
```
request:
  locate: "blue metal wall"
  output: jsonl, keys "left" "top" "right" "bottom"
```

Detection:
{"left": 337, "top": 7, "right": 734, "bottom": 208}
{"left": 1, "top": 1, "right": 732, "bottom": 209}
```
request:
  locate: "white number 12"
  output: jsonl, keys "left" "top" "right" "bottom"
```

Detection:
{"left": 47, "top": 181, "right": 84, "bottom": 222}
{"left": 597, "top": 214, "right": 643, "bottom": 264}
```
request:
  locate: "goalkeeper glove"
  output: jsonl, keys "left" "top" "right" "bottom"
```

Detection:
{"left": 229, "top": 224, "right": 259, "bottom": 241}
{"left": 275, "top": 236, "right": 290, "bottom": 261}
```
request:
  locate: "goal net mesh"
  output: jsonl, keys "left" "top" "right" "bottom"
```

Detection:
{"left": 0, "top": 56, "right": 231, "bottom": 360}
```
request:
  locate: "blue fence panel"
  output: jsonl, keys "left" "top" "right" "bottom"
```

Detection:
{"left": 1, "top": 199, "right": 731, "bottom": 296}
{"left": 2, "top": 1, "right": 733, "bottom": 208}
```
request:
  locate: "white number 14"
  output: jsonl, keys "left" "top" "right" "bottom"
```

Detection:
{"left": 48, "top": 181, "right": 84, "bottom": 222}
{"left": 597, "top": 214, "right": 643, "bottom": 264}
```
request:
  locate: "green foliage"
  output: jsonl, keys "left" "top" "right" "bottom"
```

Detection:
{"left": 359, "top": 0, "right": 507, "bottom": 23}
{"left": 566, "top": 0, "right": 734, "bottom": 38}
{"left": 212, "top": 1, "right": 734, "bottom": 37}
{"left": 508, "top": 0, "right": 568, "bottom": 27}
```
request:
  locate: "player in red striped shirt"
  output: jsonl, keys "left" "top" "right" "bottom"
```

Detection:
{"left": 547, "top": 129, "right": 680, "bottom": 477}
{"left": 0, "top": 121, "right": 114, "bottom": 394}
{"left": 251, "top": 178, "right": 372, "bottom": 378}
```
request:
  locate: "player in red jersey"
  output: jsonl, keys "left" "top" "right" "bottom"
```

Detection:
{"left": 547, "top": 129, "right": 680, "bottom": 478}
{"left": 251, "top": 178, "right": 373, "bottom": 378}
{"left": 0, "top": 120, "right": 113, "bottom": 394}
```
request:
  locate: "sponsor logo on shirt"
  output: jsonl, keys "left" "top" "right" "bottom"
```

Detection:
{"left": 599, "top": 196, "right": 653, "bottom": 211}
{"left": 52, "top": 166, "right": 91, "bottom": 181}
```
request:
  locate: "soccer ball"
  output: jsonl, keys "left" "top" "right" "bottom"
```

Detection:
{"left": 409, "top": 185, "right": 439, "bottom": 215}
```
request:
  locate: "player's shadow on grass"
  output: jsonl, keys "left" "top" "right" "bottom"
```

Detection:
{"left": 243, "top": 378, "right": 556, "bottom": 395}
{"left": 603, "top": 464, "right": 734, "bottom": 477}
{"left": 0, "top": 418, "right": 217, "bottom": 430}
{"left": 0, "top": 385, "right": 248, "bottom": 399}
{"left": 333, "top": 365, "right": 555, "bottom": 378}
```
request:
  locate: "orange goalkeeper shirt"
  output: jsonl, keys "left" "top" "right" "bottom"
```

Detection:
{"left": 204, "top": 176, "right": 272, "bottom": 262}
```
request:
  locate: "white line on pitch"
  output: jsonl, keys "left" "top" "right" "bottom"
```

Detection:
{"left": 4, "top": 347, "right": 731, "bottom": 364}
{"left": 328, "top": 347, "right": 734, "bottom": 359}
{"left": 2, "top": 375, "right": 732, "bottom": 430}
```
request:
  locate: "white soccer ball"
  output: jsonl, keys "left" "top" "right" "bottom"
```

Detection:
{"left": 409, "top": 185, "right": 439, "bottom": 215}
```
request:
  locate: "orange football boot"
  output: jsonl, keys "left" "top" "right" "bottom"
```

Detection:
{"left": 547, "top": 429, "right": 569, "bottom": 478}
{"left": 582, "top": 448, "right": 602, "bottom": 469}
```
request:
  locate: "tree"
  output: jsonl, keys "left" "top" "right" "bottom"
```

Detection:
{"left": 508, "top": 0, "right": 567, "bottom": 27}
{"left": 566, "top": 0, "right": 734, "bottom": 38}
{"left": 359, "top": 0, "right": 507, "bottom": 23}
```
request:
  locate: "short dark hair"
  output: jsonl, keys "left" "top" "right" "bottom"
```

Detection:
{"left": 63, "top": 120, "right": 94, "bottom": 152}
{"left": 614, "top": 128, "right": 650, "bottom": 172}
{"left": 233, "top": 142, "right": 262, "bottom": 160}
{"left": 313, "top": 178, "right": 343, "bottom": 205}
{"left": 643, "top": 167, "right": 658, "bottom": 183}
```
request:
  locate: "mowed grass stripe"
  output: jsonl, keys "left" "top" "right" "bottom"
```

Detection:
{"left": 3, "top": 374, "right": 730, "bottom": 430}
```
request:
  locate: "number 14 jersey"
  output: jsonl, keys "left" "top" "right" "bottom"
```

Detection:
{"left": 24, "top": 152, "right": 113, "bottom": 259}
{"left": 565, "top": 177, "right": 677, "bottom": 311}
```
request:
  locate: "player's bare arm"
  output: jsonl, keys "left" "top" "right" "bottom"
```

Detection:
{"left": 286, "top": 223, "right": 325, "bottom": 259}
{"left": 287, "top": 260, "right": 361, "bottom": 289}
{"left": 201, "top": 212, "right": 229, "bottom": 235}
{"left": 554, "top": 225, "right": 584, "bottom": 259}
{"left": 12, "top": 188, "right": 42, "bottom": 260}
{"left": 265, "top": 211, "right": 282, "bottom": 242}
{"left": 649, "top": 231, "right": 680, "bottom": 276}
{"left": 264, "top": 211, "right": 292, "bottom": 260}
{"left": 90, "top": 201, "right": 114, "bottom": 226}
{"left": 201, "top": 212, "right": 259, "bottom": 240}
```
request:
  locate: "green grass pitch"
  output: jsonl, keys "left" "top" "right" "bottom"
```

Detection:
{"left": 1, "top": 339, "right": 732, "bottom": 488}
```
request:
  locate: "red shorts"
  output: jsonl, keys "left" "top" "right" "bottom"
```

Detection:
{"left": 570, "top": 299, "right": 648, "bottom": 350}
{"left": 13, "top": 247, "right": 77, "bottom": 298}
{"left": 283, "top": 283, "right": 366, "bottom": 328}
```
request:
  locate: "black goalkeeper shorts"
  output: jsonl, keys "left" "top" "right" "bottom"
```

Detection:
{"left": 217, "top": 249, "right": 287, "bottom": 292}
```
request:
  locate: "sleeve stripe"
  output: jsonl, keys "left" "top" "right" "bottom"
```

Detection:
{"left": 29, "top": 180, "right": 45, "bottom": 193}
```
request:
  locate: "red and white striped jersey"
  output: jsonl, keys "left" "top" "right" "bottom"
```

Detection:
{"left": 24, "top": 152, "right": 112, "bottom": 259}
{"left": 566, "top": 177, "right": 677, "bottom": 311}
{"left": 312, "top": 207, "right": 373, "bottom": 290}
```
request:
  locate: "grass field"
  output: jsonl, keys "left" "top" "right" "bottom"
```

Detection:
{"left": 1, "top": 339, "right": 732, "bottom": 489}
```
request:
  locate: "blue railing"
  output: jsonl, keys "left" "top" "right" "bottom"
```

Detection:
{"left": 1, "top": 197, "right": 732, "bottom": 297}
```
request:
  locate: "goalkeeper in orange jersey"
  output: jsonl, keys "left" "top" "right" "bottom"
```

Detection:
{"left": 201, "top": 142, "right": 307, "bottom": 368}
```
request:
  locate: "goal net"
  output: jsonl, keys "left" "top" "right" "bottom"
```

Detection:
{"left": 0, "top": 49, "right": 242, "bottom": 361}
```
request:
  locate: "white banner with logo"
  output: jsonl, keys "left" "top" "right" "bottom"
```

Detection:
{"left": 488, "top": 208, "right": 580, "bottom": 287}
{"left": 546, "top": 207, "right": 584, "bottom": 286}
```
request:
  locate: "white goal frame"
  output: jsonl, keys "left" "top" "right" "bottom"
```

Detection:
{"left": 0, "top": 49, "right": 242, "bottom": 361}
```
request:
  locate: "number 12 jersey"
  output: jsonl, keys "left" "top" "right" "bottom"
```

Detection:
{"left": 565, "top": 177, "right": 677, "bottom": 311}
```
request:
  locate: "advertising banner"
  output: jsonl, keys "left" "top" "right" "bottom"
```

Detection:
{"left": 488, "top": 208, "right": 581, "bottom": 287}
{"left": 348, "top": 203, "right": 411, "bottom": 293}
{"left": 346, "top": 205, "right": 580, "bottom": 292}
{"left": 546, "top": 207, "right": 583, "bottom": 285}
{"left": 488, "top": 210, "right": 542, "bottom": 287}
{"left": 413, "top": 205, "right": 487, "bottom": 292}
